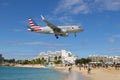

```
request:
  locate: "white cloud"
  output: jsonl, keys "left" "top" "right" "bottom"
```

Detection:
{"left": 108, "top": 37, "right": 115, "bottom": 43}
{"left": 108, "top": 47, "right": 120, "bottom": 51}
{"left": 22, "top": 41, "right": 47, "bottom": 45}
{"left": 13, "top": 29, "right": 21, "bottom": 32}
{"left": 47, "top": 15, "right": 77, "bottom": 25}
{"left": 114, "top": 34, "right": 120, "bottom": 38}
{"left": 81, "top": 39, "right": 88, "bottom": 46}
{"left": 3, "top": 52, "right": 37, "bottom": 60}
{"left": 15, "top": 41, "right": 67, "bottom": 47}
{"left": 107, "top": 34, "right": 120, "bottom": 44}
{"left": 54, "top": 0, "right": 90, "bottom": 14}
{"left": 54, "top": 0, "right": 120, "bottom": 14}
{"left": 56, "top": 15, "right": 75, "bottom": 25}
{"left": 95, "top": 0, "right": 120, "bottom": 11}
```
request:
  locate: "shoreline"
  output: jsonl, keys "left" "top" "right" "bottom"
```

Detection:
{"left": 14, "top": 64, "right": 46, "bottom": 68}
{"left": 1, "top": 64, "right": 120, "bottom": 80}
{"left": 0, "top": 63, "right": 46, "bottom": 68}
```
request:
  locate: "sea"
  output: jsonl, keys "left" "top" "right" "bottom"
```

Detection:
{"left": 0, "top": 66, "right": 66, "bottom": 80}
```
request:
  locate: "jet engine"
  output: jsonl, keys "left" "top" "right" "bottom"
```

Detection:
{"left": 60, "top": 33, "right": 69, "bottom": 37}
{"left": 58, "top": 29, "right": 68, "bottom": 37}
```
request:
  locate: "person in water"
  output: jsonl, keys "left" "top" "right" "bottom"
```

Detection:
{"left": 68, "top": 66, "right": 72, "bottom": 72}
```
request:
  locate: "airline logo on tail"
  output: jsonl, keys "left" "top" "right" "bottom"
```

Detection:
{"left": 28, "top": 18, "right": 42, "bottom": 31}
{"left": 28, "top": 18, "right": 35, "bottom": 27}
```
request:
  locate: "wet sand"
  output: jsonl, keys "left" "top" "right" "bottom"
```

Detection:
{"left": 63, "top": 71, "right": 90, "bottom": 80}
{"left": 57, "top": 67, "right": 90, "bottom": 80}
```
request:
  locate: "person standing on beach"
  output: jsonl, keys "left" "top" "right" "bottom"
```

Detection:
{"left": 78, "top": 64, "right": 81, "bottom": 70}
{"left": 87, "top": 65, "right": 91, "bottom": 74}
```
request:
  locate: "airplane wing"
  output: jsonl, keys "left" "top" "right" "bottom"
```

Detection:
{"left": 41, "top": 15, "right": 61, "bottom": 33}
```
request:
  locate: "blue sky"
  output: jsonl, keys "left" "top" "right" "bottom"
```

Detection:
{"left": 0, "top": 0, "right": 120, "bottom": 60}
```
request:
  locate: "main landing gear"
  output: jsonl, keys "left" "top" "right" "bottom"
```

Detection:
{"left": 55, "top": 34, "right": 59, "bottom": 39}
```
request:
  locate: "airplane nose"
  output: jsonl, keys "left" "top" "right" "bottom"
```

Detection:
{"left": 81, "top": 28, "right": 84, "bottom": 32}
{"left": 78, "top": 26, "right": 84, "bottom": 32}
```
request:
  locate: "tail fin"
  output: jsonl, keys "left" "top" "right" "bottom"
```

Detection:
{"left": 28, "top": 18, "right": 39, "bottom": 27}
{"left": 28, "top": 18, "right": 35, "bottom": 27}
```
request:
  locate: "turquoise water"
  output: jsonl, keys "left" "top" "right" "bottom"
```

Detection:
{"left": 0, "top": 66, "right": 65, "bottom": 80}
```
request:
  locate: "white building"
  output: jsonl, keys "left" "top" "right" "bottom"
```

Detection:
{"left": 88, "top": 55, "right": 120, "bottom": 64}
{"left": 30, "top": 50, "right": 78, "bottom": 65}
{"left": 61, "top": 50, "right": 77, "bottom": 65}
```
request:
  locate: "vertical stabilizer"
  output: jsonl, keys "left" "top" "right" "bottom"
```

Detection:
{"left": 28, "top": 18, "right": 39, "bottom": 27}
{"left": 28, "top": 18, "right": 35, "bottom": 27}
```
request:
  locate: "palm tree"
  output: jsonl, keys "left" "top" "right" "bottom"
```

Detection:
{"left": 58, "top": 56, "right": 61, "bottom": 60}
{"left": 41, "top": 57, "right": 46, "bottom": 64}
{"left": 54, "top": 60, "right": 62, "bottom": 64}
{"left": 99, "top": 60, "right": 104, "bottom": 64}
{"left": 54, "top": 56, "right": 57, "bottom": 60}
{"left": 36, "top": 58, "right": 41, "bottom": 64}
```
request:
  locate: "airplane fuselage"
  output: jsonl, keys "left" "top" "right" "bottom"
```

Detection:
{"left": 28, "top": 26, "right": 83, "bottom": 37}
{"left": 28, "top": 16, "right": 84, "bottom": 39}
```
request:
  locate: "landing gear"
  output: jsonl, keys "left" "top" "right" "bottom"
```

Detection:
{"left": 74, "top": 33, "right": 76, "bottom": 37}
{"left": 55, "top": 34, "right": 59, "bottom": 39}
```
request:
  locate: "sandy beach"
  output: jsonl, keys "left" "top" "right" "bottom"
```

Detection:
{"left": 54, "top": 66, "right": 120, "bottom": 80}
{"left": 81, "top": 68, "right": 120, "bottom": 80}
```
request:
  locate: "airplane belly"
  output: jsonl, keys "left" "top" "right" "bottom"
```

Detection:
{"left": 40, "top": 29, "right": 54, "bottom": 34}
{"left": 67, "top": 28, "right": 82, "bottom": 33}
{"left": 67, "top": 29, "right": 76, "bottom": 33}
{"left": 45, "top": 30, "right": 54, "bottom": 34}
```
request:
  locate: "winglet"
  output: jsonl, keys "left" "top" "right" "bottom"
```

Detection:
{"left": 41, "top": 15, "right": 45, "bottom": 21}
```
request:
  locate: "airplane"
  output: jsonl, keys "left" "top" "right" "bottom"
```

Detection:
{"left": 28, "top": 16, "right": 84, "bottom": 39}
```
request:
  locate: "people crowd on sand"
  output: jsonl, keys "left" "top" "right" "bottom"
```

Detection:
{"left": 77, "top": 63, "right": 120, "bottom": 70}
{"left": 66, "top": 63, "right": 120, "bottom": 74}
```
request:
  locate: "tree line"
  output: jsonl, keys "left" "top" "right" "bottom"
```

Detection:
{"left": 3, "top": 57, "right": 62, "bottom": 65}
{"left": 75, "top": 58, "right": 91, "bottom": 65}
{"left": 3, "top": 57, "right": 91, "bottom": 65}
